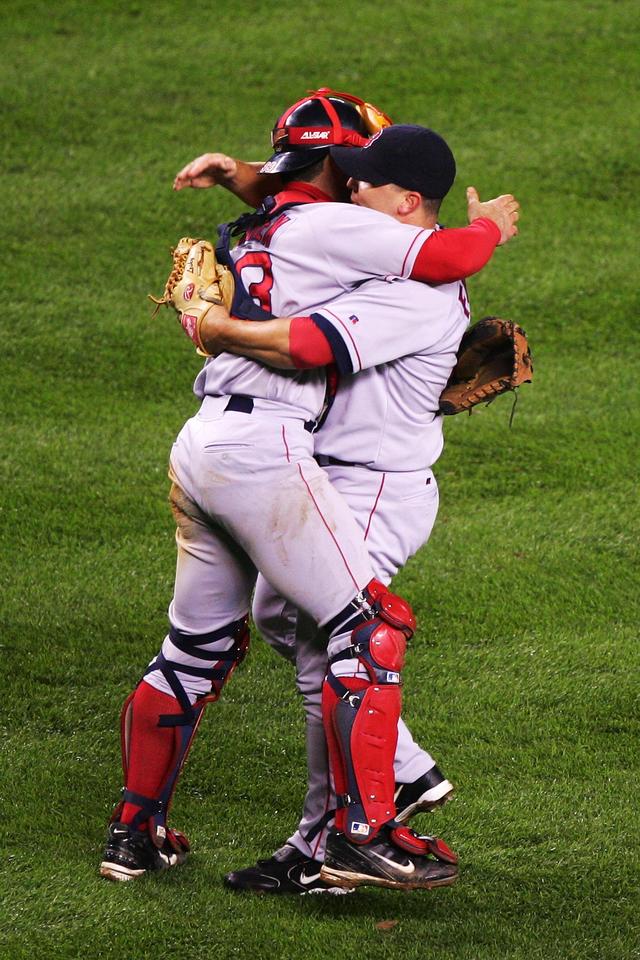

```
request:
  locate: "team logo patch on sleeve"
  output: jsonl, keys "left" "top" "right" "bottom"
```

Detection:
{"left": 349, "top": 314, "right": 359, "bottom": 325}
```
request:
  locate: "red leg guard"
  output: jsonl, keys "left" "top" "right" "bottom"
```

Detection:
{"left": 322, "top": 581, "right": 414, "bottom": 844}
{"left": 112, "top": 617, "right": 250, "bottom": 842}
{"left": 322, "top": 677, "right": 368, "bottom": 834}
{"left": 322, "top": 675, "right": 402, "bottom": 843}
{"left": 119, "top": 681, "right": 185, "bottom": 828}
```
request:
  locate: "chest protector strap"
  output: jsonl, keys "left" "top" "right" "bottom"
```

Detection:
{"left": 216, "top": 197, "right": 306, "bottom": 322}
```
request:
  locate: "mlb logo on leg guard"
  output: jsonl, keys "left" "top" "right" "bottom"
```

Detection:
{"left": 351, "top": 822, "right": 371, "bottom": 837}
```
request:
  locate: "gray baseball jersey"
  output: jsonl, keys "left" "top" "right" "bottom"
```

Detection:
{"left": 193, "top": 202, "right": 433, "bottom": 420}
{"left": 312, "top": 276, "right": 471, "bottom": 470}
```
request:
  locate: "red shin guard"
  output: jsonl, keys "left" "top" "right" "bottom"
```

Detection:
{"left": 322, "top": 579, "right": 414, "bottom": 844}
{"left": 119, "top": 681, "right": 185, "bottom": 827}
{"left": 322, "top": 675, "right": 401, "bottom": 843}
{"left": 114, "top": 619, "right": 250, "bottom": 841}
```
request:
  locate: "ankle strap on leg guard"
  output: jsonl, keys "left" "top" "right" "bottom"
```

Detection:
{"left": 119, "top": 789, "right": 166, "bottom": 834}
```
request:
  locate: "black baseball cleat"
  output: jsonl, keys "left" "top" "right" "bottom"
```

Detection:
{"left": 320, "top": 828, "right": 458, "bottom": 891}
{"left": 395, "top": 765, "right": 454, "bottom": 822}
{"left": 224, "top": 843, "right": 351, "bottom": 895}
{"left": 100, "top": 821, "right": 189, "bottom": 882}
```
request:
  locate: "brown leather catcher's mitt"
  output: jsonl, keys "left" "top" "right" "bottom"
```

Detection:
{"left": 439, "top": 316, "right": 533, "bottom": 416}
{"left": 149, "top": 238, "right": 235, "bottom": 355}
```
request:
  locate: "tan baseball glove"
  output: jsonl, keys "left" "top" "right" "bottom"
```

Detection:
{"left": 150, "top": 237, "right": 235, "bottom": 355}
{"left": 439, "top": 316, "right": 533, "bottom": 416}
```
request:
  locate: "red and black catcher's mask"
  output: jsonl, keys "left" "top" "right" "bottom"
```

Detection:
{"left": 260, "top": 87, "right": 392, "bottom": 175}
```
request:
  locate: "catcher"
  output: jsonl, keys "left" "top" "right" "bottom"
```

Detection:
{"left": 102, "top": 118, "right": 528, "bottom": 893}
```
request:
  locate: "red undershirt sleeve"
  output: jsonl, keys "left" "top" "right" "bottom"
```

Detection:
{"left": 289, "top": 316, "right": 335, "bottom": 369}
{"left": 410, "top": 218, "right": 502, "bottom": 283}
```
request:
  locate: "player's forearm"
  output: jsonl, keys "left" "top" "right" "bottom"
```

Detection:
{"left": 227, "top": 161, "right": 282, "bottom": 207}
{"left": 411, "top": 219, "right": 501, "bottom": 284}
{"left": 199, "top": 310, "right": 334, "bottom": 370}
{"left": 200, "top": 310, "right": 296, "bottom": 368}
{"left": 173, "top": 153, "right": 282, "bottom": 206}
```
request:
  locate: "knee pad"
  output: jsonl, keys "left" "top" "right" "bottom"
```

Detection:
{"left": 322, "top": 579, "right": 416, "bottom": 843}
{"left": 146, "top": 616, "right": 250, "bottom": 726}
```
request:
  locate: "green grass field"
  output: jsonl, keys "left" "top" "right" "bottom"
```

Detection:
{"left": 1, "top": 0, "right": 639, "bottom": 957}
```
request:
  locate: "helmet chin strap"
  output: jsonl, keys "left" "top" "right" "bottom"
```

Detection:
{"left": 314, "top": 96, "right": 369, "bottom": 147}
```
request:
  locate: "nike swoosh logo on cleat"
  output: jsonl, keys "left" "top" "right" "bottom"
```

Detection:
{"left": 369, "top": 850, "right": 416, "bottom": 875}
{"left": 298, "top": 869, "right": 322, "bottom": 885}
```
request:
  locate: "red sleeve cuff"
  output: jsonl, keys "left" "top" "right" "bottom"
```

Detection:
{"left": 410, "top": 218, "right": 501, "bottom": 284}
{"left": 289, "top": 316, "right": 335, "bottom": 369}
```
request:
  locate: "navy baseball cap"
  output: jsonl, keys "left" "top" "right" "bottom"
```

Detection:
{"left": 330, "top": 124, "right": 456, "bottom": 199}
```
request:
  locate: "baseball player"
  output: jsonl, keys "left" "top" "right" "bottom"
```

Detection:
{"left": 170, "top": 93, "right": 519, "bottom": 893}
{"left": 101, "top": 95, "right": 517, "bottom": 892}
{"left": 185, "top": 127, "right": 513, "bottom": 893}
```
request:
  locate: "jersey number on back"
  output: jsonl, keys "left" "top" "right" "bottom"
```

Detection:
{"left": 235, "top": 251, "right": 274, "bottom": 312}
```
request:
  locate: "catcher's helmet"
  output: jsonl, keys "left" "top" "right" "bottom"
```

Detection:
{"left": 260, "top": 88, "right": 392, "bottom": 175}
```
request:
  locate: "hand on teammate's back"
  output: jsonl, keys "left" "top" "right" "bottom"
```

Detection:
{"left": 466, "top": 186, "right": 520, "bottom": 244}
